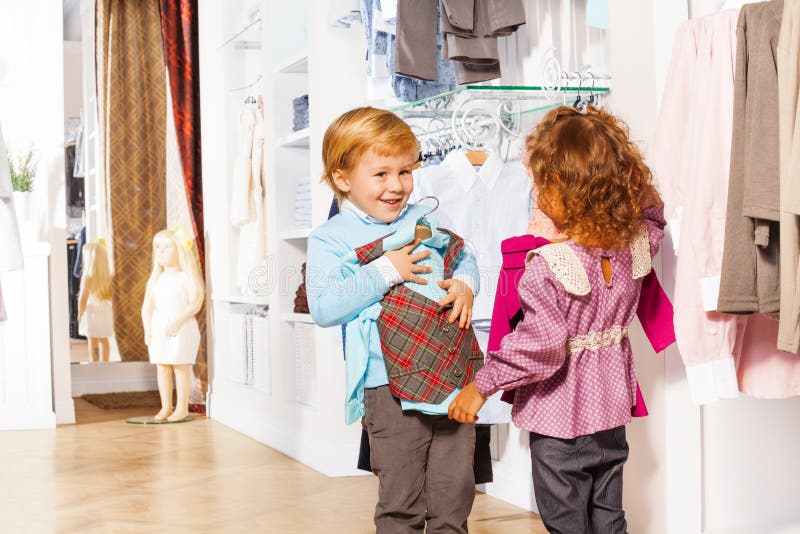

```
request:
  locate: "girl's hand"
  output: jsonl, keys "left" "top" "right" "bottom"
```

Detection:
{"left": 438, "top": 279, "right": 474, "bottom": 328}
{"left": 448, "top": 382, "right": 486, "bottom": 424}
{"left": 166, "top": 319, "right": 184, "bottom": 337}
{"left": 383, "top": 239, "right": 432, "bottom": 284}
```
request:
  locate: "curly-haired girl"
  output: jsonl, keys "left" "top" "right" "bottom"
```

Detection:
{"left": 449, "top": 106, "right": 665, "bottom": 533}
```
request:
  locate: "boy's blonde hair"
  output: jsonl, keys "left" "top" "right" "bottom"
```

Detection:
{"left": 321, "top": 107, "right": 419, "bottom": 205}
{"left": 81, "top": 242, "right": 113, "bottom": 301}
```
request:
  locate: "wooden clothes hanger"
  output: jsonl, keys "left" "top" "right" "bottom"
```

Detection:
{"left": 465, "top": 149, "right": 488, "bottom": 166}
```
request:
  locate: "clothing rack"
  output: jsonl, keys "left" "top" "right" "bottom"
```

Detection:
{"left": 395, "top": 80, "right": 612, "bottom": 154}
{"left": 228, "top": 74, "right": 263, "bottom": 94}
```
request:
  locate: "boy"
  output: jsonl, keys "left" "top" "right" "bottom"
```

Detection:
{"left": 307, "top": 107, "right": 482, "bottom": 533}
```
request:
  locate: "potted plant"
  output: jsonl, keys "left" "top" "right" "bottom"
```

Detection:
{"left": 8, "top": 145, "right": 35, "bottom": 222}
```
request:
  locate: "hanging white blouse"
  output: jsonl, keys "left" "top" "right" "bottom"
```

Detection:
{"left": 232, "top": 106, "right": 267, "bottom": 293}
{"left": 410, "top": 149, "right": 532, "bottom": 321}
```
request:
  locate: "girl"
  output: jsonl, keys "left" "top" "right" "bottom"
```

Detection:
{"left": 141, "top": 229, "right": 204, "bottom": 422}
{"left": 78, "top": 241, "right": 114, "bottom": 362}
{"left": 449, "top": 106, "right": 665, "bottom": 534}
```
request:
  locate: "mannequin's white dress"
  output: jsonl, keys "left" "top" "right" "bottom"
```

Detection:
{"left": 148, "top": 271, "right": 200, "bottom": 365}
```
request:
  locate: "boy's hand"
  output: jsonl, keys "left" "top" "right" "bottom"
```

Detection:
{"left": 438, "top": 279, "right": 474, "bottom": 328}
{"left": 384, "top": 239, "right": 431, "bottom": 284}
{"left": 448, "top": 382, "right": 486, "bottom": 424}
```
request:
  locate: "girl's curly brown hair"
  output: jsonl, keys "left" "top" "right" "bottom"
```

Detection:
{"left": 526, "top": 106, "right": 659, "bottom": 249}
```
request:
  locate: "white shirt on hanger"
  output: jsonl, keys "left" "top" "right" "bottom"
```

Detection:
{"left": 410, "top": 149, "right": 532, "bottom": 321}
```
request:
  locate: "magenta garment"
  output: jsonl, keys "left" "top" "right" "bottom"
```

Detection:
{"left": 490, "top": 235, "right": 676, "bottom": 416}
{"left": 478, "top": 206, "right": 668, "bottom": 438}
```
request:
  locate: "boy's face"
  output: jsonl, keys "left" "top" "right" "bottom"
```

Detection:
{"left": 333, "top": 146, "right": 416, "bottom": 223}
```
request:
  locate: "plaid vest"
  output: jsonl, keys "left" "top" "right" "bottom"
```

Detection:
{"left": 354, "top": 229, "right": 484, "bottom": 404}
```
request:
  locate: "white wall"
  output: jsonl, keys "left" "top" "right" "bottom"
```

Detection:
{"left": 0, "top": 0, "right": 73, "bottom": 424}
{"left": 63, "top": 41, "right": 83, "bottom": 120}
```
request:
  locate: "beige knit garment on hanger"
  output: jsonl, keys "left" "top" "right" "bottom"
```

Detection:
{"left": 777, "top": 0, "right": 800, "bottom": 353}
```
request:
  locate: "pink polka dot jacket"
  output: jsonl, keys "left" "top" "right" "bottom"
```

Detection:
{"left": 476, "top": 205, "right": 670, "bottom": 439}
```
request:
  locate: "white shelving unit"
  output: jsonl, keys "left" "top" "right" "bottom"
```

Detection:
{"left": 274, "top": 52, "right": 308, "bottom": 75}
{"left": 281, "top": 312, "right": 315, "bottom": 324}
{"left": 276, "top": 128, "right": 310, "bottom": 148}
{"left": 200, "top": 0, "right": 367, "bottom": 478}
{"left": 278, "top": 228, "right": 312, "bottom": 240}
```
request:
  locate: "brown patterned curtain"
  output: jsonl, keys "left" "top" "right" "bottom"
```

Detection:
{"left": 159, "top": 0, "right": 207, "bottom": 407}
{"left": 96, "top": 0, "right": 166, "bottom": 362}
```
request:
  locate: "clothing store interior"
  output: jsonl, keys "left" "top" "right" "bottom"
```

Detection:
{"left": 0, "top": 0, "right": 799, "bottom": 532}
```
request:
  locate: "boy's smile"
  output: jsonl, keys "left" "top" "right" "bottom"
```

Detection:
{"left": 332, "top": 147, "right": 416, "bottom": 223}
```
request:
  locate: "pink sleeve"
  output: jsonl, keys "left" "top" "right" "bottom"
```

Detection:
{"left": 636, "top": 270, "right": 676, "bottom": 353}
{"left": 487, "top": 269, "right": 516, "bottom": 354}
{"left": 476, "top": 257, "right": 569, "bottom": 397}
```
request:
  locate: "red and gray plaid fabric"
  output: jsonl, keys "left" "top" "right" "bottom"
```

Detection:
{"left": 355, "top": 229, "right": 484, "bottom": 404}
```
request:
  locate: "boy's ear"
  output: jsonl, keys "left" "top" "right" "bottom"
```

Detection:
{"left": 331, "top": 169, "right": 351, "bottom": 194}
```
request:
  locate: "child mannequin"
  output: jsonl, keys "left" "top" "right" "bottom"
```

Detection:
{"left": 141, "top": 229, "right": 204, "bottom": 422}
{"left": 78, "top": 241, "right": 114, "bottom": 362}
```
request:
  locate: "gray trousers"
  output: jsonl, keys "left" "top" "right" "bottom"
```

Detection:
{"left": 530, "top": 426, "right": 629, "bottom": 534}
{"left": 364, "top": 386, "right": 476, "bottom": 533}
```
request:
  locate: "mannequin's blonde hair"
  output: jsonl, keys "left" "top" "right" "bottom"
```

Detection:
{"left": 145, "top": 230, "right": 205, "bottom": 306}
{"left": 80, "top": 242, "right": 112, "bottom": 301}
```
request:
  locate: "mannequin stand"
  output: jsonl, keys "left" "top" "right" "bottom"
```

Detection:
{"left": 126, "top": 415, "right": 196, "bottom": 425}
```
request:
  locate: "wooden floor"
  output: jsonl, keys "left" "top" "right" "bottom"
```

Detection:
{"left": 0, "top": 400, "right": 546, "bottom": 533}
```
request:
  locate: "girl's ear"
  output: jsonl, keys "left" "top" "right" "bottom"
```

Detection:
{"left": 331, "top": 169, "right": 351, "bottom": 195}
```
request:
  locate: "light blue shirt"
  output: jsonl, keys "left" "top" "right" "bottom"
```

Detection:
{"left": 307, "top": 202, "right": 479, "bottom": 424}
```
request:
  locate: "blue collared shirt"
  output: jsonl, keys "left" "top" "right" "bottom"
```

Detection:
{"left": 307, "top": 201, "right": 479, "bottom": 423}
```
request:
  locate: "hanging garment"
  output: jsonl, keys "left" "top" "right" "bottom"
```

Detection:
{"left": 777, "top": 0, "right": 800, "bottom": 353}
{"left": 736, "top": 314, "right": 800, "bottom": 398}
{"left": 439, "top": 0, "right": 526, "bottom": 84}
{"left": 307, "top": 203, "right": 480, "bottom": 424}
{"left": 64, "top": 143, "right": 85, "bottom": 218}
{"left": 718, "top": 1, "right": 783, "bottom": 315}
{"left": 231, "top": 106, "right": 267, "bottom": 293}
{"left": 350, "top": 224, "right": 484, "bottom": 406}
{"left": 475, "top": 205, "right": 665, "bottom": 439}
{"left": 410, "top": 150, "right": 532, "bottom": 321}
{"left": 490, "top": 234, "right": 677, "bottom": 416}
{"left": 652, "top": 10, "right": 745, "bottom": 404}
{"left": 395, "top": 0, "right": 438, "bottom": 81}
{"left": 367, "top": 0, "right": 456, "bottom": 102}
{"left": 0, "top": 121, "right": 23, "bottom": 273}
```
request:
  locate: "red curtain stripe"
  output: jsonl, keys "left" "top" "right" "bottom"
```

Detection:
{"left": 159, "top": 0, "right": 204, "bottom": 273}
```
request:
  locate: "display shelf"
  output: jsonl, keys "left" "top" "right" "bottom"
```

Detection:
{"left": 218, "top": 18, "right": 262, "bottom": 50}
{"left": 279, "top": 228, "right": 311, "bottom": 240}
{"left": 281, "top": 312, "right": 314, "bottom": 324}
{"left": 391, "top": 84, "right": 612, "bottom": 120}
{"left": 277, "top": 128, "right": 310, "bottom": 148}
{"left": 274, "top": 52, "right": 308, "bottom": 74}
{"left": 211, "top": 293, "right": 270, "bottom": 306}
